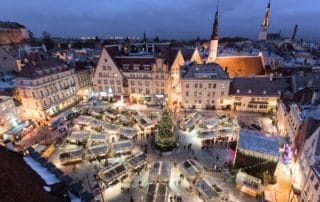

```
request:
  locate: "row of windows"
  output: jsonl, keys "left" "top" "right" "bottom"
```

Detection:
{"left": 247, "top": 104, "right": 268, "bottom": 109}
{"left": 186, "top": 83, "right": 217, "bottom": 89}
{"left": 185, "top": 91, "right": 224, "bottom": 97}
{"left": 98, "top": 72, "right": 118, "bottom": 78}
{"left": 97, "top": 79, "right": 121, "bottom": 85}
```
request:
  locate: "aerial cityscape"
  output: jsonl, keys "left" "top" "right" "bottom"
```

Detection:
{"left": 0, "top": 0, "right": 320, "bottom": 202}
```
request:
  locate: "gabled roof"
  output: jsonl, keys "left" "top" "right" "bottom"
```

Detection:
{"left": 229, "top": 76, "right": 291, "bottom": 96}
{"left": 16, "top": 58, "right": 71, "bottom": 79}
{"left": 238, "top": 129, "right": 279, "bottom": 157}
{"left": 281, "top": 87, "right": 318, "bottom": 109}
{"left": 215, "top": 55, "right": 265, "bottom": 77}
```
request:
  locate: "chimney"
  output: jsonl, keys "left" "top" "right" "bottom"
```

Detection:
{"left": 311, "top": 89, "right": 320, "bottom": 105}
{"left": 269, "top": 73, "right": 274, "bottom": 81}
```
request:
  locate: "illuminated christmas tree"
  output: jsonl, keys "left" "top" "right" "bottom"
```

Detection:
{"left": 155, "top": 109, "right": 176, "bottom": 152}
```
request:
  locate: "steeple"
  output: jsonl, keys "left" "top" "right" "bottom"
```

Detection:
{"left": 143, "top": 31, "right": 147, "bottom": 42}
{"left": 207, "top": 0, "right": 219, "bottom": 63}
{"left": 258, "top": 0, "right": 271, "bottom": 41}
{"left": 262, "top": 0, "right": 271, "bottom": 27}
{"left": 211, "top": 0, "right": 219, "bottom": 40}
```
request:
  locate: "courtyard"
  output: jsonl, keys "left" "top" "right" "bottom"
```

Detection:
{"left": 16, "top": 99, "right": 291, "bottom": 202}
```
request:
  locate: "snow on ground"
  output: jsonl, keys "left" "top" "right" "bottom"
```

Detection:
{"left": 69, "top": 192, "right": 81, "bottom": 202}
{"left": 23, "top": 157, "right": 60, "bottom": 185}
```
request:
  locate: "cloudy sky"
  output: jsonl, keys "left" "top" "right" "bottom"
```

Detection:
{"left": 1, "top": 0, "right": 319, "bottom": 41}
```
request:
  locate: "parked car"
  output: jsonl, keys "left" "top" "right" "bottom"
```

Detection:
{"left": 49, "top": 118, "right": 64, "bottom": 131}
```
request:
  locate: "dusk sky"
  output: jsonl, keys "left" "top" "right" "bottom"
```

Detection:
{"left": 1, "top": 0, "right": 319, "bottom": 41}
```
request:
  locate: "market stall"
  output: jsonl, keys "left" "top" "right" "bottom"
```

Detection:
{"left": 86, "top": 144, "right": 109, "bottom": 160}
{"left": 66, "top": 131, "right": 88, "bottom": 145}
{"left": 89, "top": 119, "right": 104, "bottom": 131}
{"left": 196, "top": 176, "right": 229, "bottom": 202}
{"left": 125, "top": 152, "right": 147, "bottom": 170}
{"left": 103, "top": 123, "right": 120, "bottom": 135}
{"left": 75, "top": 115, "right": 93, "bottom": 126}
{"left": 179, "top": 159, "right": 204, "bottom": 179}
{"left": 59, "top": 147, "right": 84, "bottom": 165}
{"left": 111, "top": 140, "right": 133, "bottom": 154}
{"left": 181, "top": 119, "right": 195, "bottom": 131}
{"left": 119, "top": 127, "right": 137, "bottom": 139}
{"left": 235, "top": 172, "right": 262, "bottom": 197}
{"left": 98, "top": 163, "right": 127, "bottom": 185}
{"left": 145, "top": 183, "right": 168, "bottom": 202}
{"left": 87, "top": 133, "right": 108, "bottom": 145}
{"left": 149, "top": 161, "right": 171, "bottom": 183}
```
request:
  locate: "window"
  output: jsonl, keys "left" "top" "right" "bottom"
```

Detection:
{"left": 208, "top": 83, "right": 211, "bottom": 89}
{"left": 117, "top": 80, "right": 121, "bottom": 85}
{"left": 212, "top": 83, "right": 216, "bottom": 89}
{"left": 110, "top": 80, "right": 115, "bottom": 85}
{"left": 186, "top": 91, "right": 189, "bottom": 96}
{"left": 118, "top": 87, "right": 122, "bottom": 93}
{"left": 221, "top": 92, "right": 224, "bottom": 96}
{"left": 104, "top": 80, "right": 108, "bottom": 84}
{"left": 146, "top": 88, "right": 150, "bottom": 94}
{"left": 195, "top": 83, "right": 198, "bottom": 88}
{"left": 186, "top": 84, "right": 189, "bottom": 88}
{"left": 130, "top": 80, "right": 135, "bottom": 86}
{"left": 160, "top": 82, "right": 164, "bottom": 86}
{"left": 237, "top": 89, "right": 240, "bottom": 94}
{"left": 212, "top": 92, "right": 215, "bottom": 97}
{"left": 145, "top": 81, "right": 150, "bottom": 86}
{"left": 97, "top": 80, "right": 101, "bottom": 84}
{"left": 207, "top": 92, "right": 210, "bottom": 97}
{"left": 234, "top": 102, "right": 241, "bottom": 106}
{"left": 32, "top": 91, "right": 35, "bottom": 98}
{"left": 102, "top": 66, "right": 107, "bottom": 70}
{"left": 104, "top": 59, "right": 108, "bottom": 62}
{"left": 131, "top": 87, "right": 135, "bottom": 93}
{"left": 199, "top": 83, "right": 203, "bottom": 88}
{"left": 248, "top": 90, "right": 252, "bottom": 94}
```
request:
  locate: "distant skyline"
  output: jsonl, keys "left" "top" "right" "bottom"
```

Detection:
{"left": 1, "top": 0, "right": 320, "bottom": 41}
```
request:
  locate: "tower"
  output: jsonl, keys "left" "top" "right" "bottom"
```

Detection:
{"left": 291, "top": 24, "right": 298, "bottom": 41}
{"left": 258, "top": 0, "right": 271, "bottom": 41}
{"left": 207, "top": 0, "right": 219, "bottom": 63}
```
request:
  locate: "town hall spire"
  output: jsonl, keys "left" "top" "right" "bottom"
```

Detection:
{"left": 208, "top": 0, "right": 219, "bottom": 63}
{"left": 259, "top": 0, "right": 271, "bottom": 41}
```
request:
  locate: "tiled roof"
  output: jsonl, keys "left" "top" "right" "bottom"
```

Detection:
{"left": 229, "top": 76, "right": 291, "bottom": 96}
{"left": 16, "top": 58, "right": 72, "bottom": 79}
{"left": 215, "top": 56, "right": 265, "bottom": 77}
{"left": 180, "top": 63, "right": 229, "bottom": 80}
{"left": 115, "top": 56, "right": 156, "bottom": 72}
{"left": 238, "top": 129, "right": 279, "bottom": 157}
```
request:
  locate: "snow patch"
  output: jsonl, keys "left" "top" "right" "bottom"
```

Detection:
{"left": 43, "top": 186, "right": 51, "bottom": 192}
{"left": 23, "top": 157, "right": 60, "bottom": 185}
{"left": 69, "top": 191, "right": 81, "bottom": 202}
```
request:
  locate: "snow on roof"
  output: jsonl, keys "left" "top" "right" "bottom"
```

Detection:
{"left": 23, "top": 157, "right": 60, "bottom": 185}
{"left": 238, "top": 129, "right": 279, "bottom": 157}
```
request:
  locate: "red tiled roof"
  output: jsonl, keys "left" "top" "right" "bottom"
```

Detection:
{"left": 215, "top": 56, "right": 265, "bottom": 77}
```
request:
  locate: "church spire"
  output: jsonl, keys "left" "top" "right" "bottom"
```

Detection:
{"left": 262, "top": 0, "right": 271, "bottom": 27}
{"left": 207, "top": 0, "right": 219, "bottom": 63}
{"left": 211, "top": 0, "right": 219, "bottom": 40}
{"left": 258, "top": 0, "right": 271, "bottom": 41}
